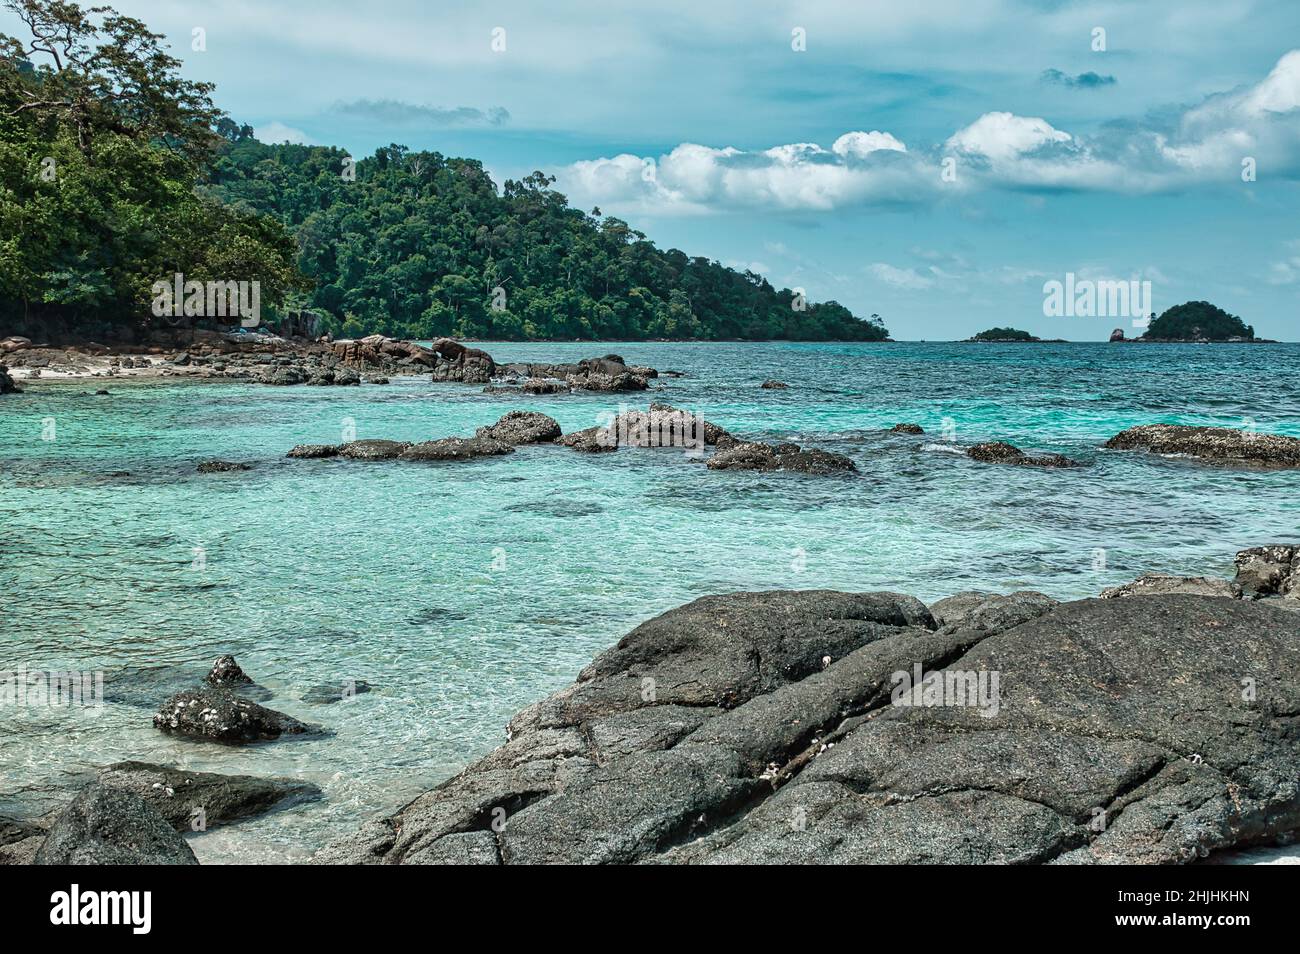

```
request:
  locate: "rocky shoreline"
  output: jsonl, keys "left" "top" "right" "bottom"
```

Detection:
{"left": 3, "top": 546, "right": 1296, "bottom": 865}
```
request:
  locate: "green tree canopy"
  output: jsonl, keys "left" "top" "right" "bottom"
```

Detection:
{"left": 1143, "top": 301, "right": 1253, "bottom": 341}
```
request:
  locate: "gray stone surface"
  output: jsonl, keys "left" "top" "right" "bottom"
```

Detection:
{"left": 34, "top": 784, "right": 198, "bottom": 865}
{"left": 318, "top": 577, "right": 1299, "bottom": 865}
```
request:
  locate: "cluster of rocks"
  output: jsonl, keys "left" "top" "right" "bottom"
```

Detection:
{"left": 288, "top": 404, "right": 859, "bottom": 476}
{"left": 3, "top": 654, "right": 352, "bottom": 865}
{"left": 429, "top": 338, "right": 497, "bottom": 383}
{"left": 317, "top": 545, "right": 1300, "bottom": 865}
{"left": 1104, "top": 424, "right": 1300, "bottom": 468}
{"left": 966, "top": 441, "right": 1081, "bottom": 468}
{"left": 492, "top": 354, "right": 656, "bottom": 394}
{"left": 707, "top": 441, "right": 858, "bottom": 475}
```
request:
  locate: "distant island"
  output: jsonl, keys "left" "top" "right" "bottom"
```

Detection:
{"left": 965, "top": 328, "right": 1066, "bottom": 343}
{"left": 1111, "top": 301, "right": 1274, "bottom": 343}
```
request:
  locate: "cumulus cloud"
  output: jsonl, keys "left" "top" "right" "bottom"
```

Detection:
{"left": 562, "top": 131, "right": 926, "bottom": 213}
{"left": 255, "top": 121, "right": 311, "bottom": 144}
{"left": 559, "top": 49, "right": 1300, "bottom": 213}
{"left": 332, "top": 99, "right": 510, "bottom": 127}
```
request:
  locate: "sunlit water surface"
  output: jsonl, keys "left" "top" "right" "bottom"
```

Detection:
{"left": 2, "top": 341, "right": 1298, "bottom": 862}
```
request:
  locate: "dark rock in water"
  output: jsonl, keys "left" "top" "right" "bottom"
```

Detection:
{"left": 0, "top": 364, "right": 20, "bottom": 394}
{"left": 967, "top": 441, "right": 1080, "bottom": 468}
{"left": 287, "top": 443, "right": 340, "bottom": 459}
{"left": 97, "top": 761, "right": 322, "bottom": 831}
{"left": 707, "top": 440, "right": 857, "bottom": 475}
{"left": 1100, "top": 574, "right": 1241, "bottom": 599}
{"left": 205, "top": 654, "right": 252, "bottom": 687}
{"left": 430, "top": 338, "right": 496, "bottom": 383}
{"left": 556, "top": 426, "right": 617, "bottom": 453}
{"left": 476, "top": 411, "right": 562, "bottom": 445}
{"left": 35, "top": 784, "right": 197, "bottom": 865}
{"left": 891, "top": 423, "right": 924, "bottom": 434}
{"left": 94, "top": 388, "right": 109, "bottom": 395}
{"left": 522, "top": 378, "right": 568, "bottom": 395}
{"left": 154, "top": 689, "right": 324, "bottom": 744}
{"left": 196, "top": 460, "right": 251, "bottom": 474}
{"left": 318, "top": 585, "right": 1300, "bottom": 865}
{"left": 339, "top": 439, "right": 411, "bottom": 460}
{"left": 302, "top": 680, "right": 372, "bottom": 704}
{"left": 760, "top": 379, "right": 788, "bottom": 389}
{"left": 1234, "top": 544, "right": 1299, "bottom": 596}
{"left": 400, "top": 435, "right": 514, "bottom": 461}
{"left": 1103, "top": 424, "right": 1300, "bottom": 468}
{"left": 1109, "top": 328, "right": 1126, "bottom": 342}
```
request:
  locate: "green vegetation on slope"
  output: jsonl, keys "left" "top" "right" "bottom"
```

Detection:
{"left": 0, "top": 0, "right": 302, "bottom": 342}
{"left": 0, "top": 0, "right": 888, "bottom": 344}
{"left": 206, "top": 138, "right": 889, "bottom": 342}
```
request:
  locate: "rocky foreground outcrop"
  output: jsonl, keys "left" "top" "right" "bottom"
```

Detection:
{"left": 35, "top": 785, "right": 198, "bottom": 865}
{"left": 1105, "top": 424, "right": 1300, "bottom": 468}
{"left": 0, "top": 364, "right": 20, "bottom": 394}
{"left": 317, "top": 555, "right": 1300, "bottom": 865}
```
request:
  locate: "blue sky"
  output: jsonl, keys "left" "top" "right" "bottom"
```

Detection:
{"left": 8, "top": 0, "right": 1299, "bottom": 339}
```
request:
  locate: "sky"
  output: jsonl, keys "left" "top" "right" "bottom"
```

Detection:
{"left": 6, "top": 0, "right": 1299, "bottom": 340}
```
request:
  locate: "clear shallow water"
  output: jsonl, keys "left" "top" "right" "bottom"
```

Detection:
{"left": 2, "top": 341, "right": 1298, "bottom": 863}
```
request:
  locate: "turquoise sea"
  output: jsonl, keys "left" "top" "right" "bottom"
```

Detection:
{"left": 2, "top": 341, "right": 1299, "bottom": 862}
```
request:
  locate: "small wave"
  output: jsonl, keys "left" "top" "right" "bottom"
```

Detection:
{"left": 921, "top": 442, "right": 965, "bottom": 455}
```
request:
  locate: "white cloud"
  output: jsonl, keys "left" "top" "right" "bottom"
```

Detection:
{"left": 946, "top": 112, "right": 1071, "bottom": 162}
{"left": 558, "top": 49, "right": 1300, "bottom": 214}
{"left": 868, "top": 263, "right": 935, "bottom": 290}
{"left": 255, "top": 121, "right": 310, "bottom": 145}
{"left": 832, "top": 131, "right": 907, "bottom": 158}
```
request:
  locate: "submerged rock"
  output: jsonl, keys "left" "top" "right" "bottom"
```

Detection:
{"left": 475, "top": 411, "right": 562, "bottom": 445}
{"left": 760, "top": 379, "right": 788, "bottom": 389}
{"left": 891, "top": 423, "right": 925, "bottom": 434}
{"left": 35, "top": 784, "right": 197, "bottom": 865}
{"left": 400, "top": 435, "right": 515, "bottom": 461}
{"left": 967, "top": 441, "right": 1080, "bottom": 468}
{"left": 1104, "top": 424, "right": 1300, "bottom": 468}
{"left": 196, "top": 460, "right": 251, "bottom": 474}
{"left": 153, "top": 689, "right": 324, "bottom": 744}
{"left": 319, "top": 582, "right": 1300, "bottom": 865}
{"left": 97, "top": 761, "right": 322, "bottom": 831}
{"left": 707, "top": 440, "right": 857, "bottom": 475}
{"left": 0, "top": 364, "right": 20, "bottom": 394}
{"left": 302, "top": 679, "right": 373, "bottom": 704}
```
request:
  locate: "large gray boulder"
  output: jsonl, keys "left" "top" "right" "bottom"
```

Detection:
{"left": 476, "top": 411, "right": 562, "bottom": 446}
{"left": 318, "top": 589, "right": 1299, "bottom": 865}
{"left": 34, "top": 784, "right": 198, "bottom": 865}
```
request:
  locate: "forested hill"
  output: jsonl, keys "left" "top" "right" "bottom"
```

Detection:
{"left": 206, "top": 137, "right": 890, "bottom": 342}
